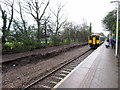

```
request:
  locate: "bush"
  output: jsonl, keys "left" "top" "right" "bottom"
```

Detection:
{"left": 3, "top": 41, "right": 34, "bottom": 54}
{"left": 64, "top": 39, "right": 70, "bottom": 45}
{"left": 3, "top": 42, "right": 25, "bottom": 54}
{"left": 2, "top": 44, "right": 12, "bottom": 54}
{"left": 51, "top": 34, "right": 63, "bottom": 46}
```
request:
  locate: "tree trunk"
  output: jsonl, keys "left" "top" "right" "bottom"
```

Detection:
{"left": 37, "top": 21, "right": 40, "bottom": 41}
{"left": 44, "top": 21, "right": 47, "bottom": 44}
{"left": 2, "top": 36, "right": 6, "bottom": 45}
{"left": 1, "top": 10, "right": 7, "bottom": 45}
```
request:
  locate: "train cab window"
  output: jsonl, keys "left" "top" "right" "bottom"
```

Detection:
{"left": 96, "top": 36, "right": 99, "bottom": 40}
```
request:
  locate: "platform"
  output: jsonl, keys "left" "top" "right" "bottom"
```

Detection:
{"left": 53, "top": 42, "right": 118, "bottom": 88}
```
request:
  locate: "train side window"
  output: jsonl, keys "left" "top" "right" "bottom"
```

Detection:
{"left": 96, "top": 36, "right": 99, "bottom": 40}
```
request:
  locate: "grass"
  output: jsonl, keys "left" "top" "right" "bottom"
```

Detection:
{"left": 5, "top": 42, "right": 23, "bottom": 49}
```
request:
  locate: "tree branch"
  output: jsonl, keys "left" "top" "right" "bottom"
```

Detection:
{"left": 39, "top": 0, "right": 49, "bottom": 20}
{"left": 7, "top": 0, "right": 14, "bottom": 31}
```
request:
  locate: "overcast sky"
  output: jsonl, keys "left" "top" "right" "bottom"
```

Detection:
{"left": 50, "top": 0, "right": 116, "bottom": 35}
{"left": 0, "top": 0, "right": 117, "bottom": 36}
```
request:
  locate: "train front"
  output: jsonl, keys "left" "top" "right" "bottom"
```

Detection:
{"left": 88, "top": 35, "right": 100, "bottom": 49}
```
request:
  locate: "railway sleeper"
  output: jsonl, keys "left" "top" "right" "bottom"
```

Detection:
{"left": 73, "top": 61, "right": 81, "bottom": 65}
{"left": 65, "top": 68, "right": 73, "bottom": 71}
{"left": 47, "top": 81, "right": 57, "bottom": 84}
{"left": 52, "top": 77, "right": 61, "bottom": 82}
{"left": 70, "top": 64, "right": 77, "bottom": 67}
{"left": 66, "top": 65, "right": 76, "bottom": 68}
{"left": 40, "top": 85, "right": 51, "bottom": 88}
{"left": 59, "top": 74, "right": 67, "bottom": 78}
{"left": 61, "top": 70, "right": 70, "bottom": 74}
{"left": 54, "top": 77, "right": 63, "bottom": 81}
{"left": 68, "top": 66, "right": 76, "bottom": 69}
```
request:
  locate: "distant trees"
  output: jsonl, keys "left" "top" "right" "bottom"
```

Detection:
{"left": 89, "top": 23, "right": 92, "bottom": 35}
{"left": 0, "top": 0, "right": 14, "bottom": 45}
{"left": 11, "top": 1, "right": 30, "bottom": 43}
{"left": 42, "top": 15, "right": 52, "bottom": 44}
{"left": 50, "top": 2, "right": 66, "bottom": 35}
{"left": 102, "top": 9, "right": 120, "bottom": 40}
{"left": 62, "top": 21, "right": 89, "bottom": 43}
{"left": 23, "top": 0, "right": 50, "bottom": 41}
{"left": 18, "top": 1, "right": 28, "bottom": 38}
{"left": 0, "top": 0, "right": 90, "bottom": 54}
{"left": 102, "top": 10, "right": 117, "bottom": 34}
{"left": 102, "top": 9, "right": 120, "bottom": 57}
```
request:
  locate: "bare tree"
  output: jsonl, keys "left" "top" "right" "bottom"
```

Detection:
{"left": 23, "top": 0, "right": 50, "bottom": 41}
{"left": 42, "top": 15, "right": 51, "bottom": 44}
{"left": 50, "top": 2, "right": 66, "bottom": 35}
{"left": 0, "top": 5, "right": 7, "bottom": 44}
{"left": 62, "top": 21, "right": 89, "bottom": 42}
{"left": 18, "top": 1, "right": 27, "bottom": 36}
{"left": 0, "top": 0, "right": 14, "bottom": 45}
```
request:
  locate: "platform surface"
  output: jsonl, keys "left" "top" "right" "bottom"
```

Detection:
{"left": 54, "top": 43, "right": 118, "bottom": 88}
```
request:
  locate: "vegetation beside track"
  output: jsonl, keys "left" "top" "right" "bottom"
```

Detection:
{"left": 1, "top": 0, "right": 91, "bottom": 55}
{"left": 3, "top": 40, "right": 85, "bottom": 55}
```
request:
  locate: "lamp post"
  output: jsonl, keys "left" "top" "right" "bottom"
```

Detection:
{"left": 111, "top": 0, "right": 119, "bottom": 57}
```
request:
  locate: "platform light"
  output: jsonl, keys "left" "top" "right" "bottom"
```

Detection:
{"left": 111, "top": 0, "right": 119, "bottom": 57}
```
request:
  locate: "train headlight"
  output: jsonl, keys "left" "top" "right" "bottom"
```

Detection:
{"left": 97, "top": 42, "right": 99, "bottom": 44}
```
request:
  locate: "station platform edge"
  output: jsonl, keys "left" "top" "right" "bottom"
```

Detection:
{"left": 53, "top": 42, "right": 119, "bottom": 88}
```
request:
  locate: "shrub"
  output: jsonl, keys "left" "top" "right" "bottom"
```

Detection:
{"left": 2, "top": 44, "right": 12, "bottom": 54}
{"left": 51, "top": 34, "right": 63, "bottom": 46}
{"left": 64, "top": 39, "right": 70, "bottom": 45}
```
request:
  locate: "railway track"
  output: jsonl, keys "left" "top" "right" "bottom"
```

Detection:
{"left": 23, "top": 48, "right": 94, "bottom": 89}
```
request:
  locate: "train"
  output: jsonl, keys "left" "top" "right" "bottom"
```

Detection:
{"left": 88, "top": 34, "right": 105, "bottom": 48}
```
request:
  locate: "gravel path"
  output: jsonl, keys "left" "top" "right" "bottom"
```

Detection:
{"left": 2, "top": 45, "right": 90, "bottom": 88}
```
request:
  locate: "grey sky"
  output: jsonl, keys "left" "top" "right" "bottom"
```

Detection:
{"left": 50, "top": 0, "right": 116, "bottom": 35}
{"left": 0, "top": 0, "right": 116, "bottom": 36}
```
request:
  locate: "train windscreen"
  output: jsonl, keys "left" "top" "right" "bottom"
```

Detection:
{"left": 96, "top": 36, "right": 99, "bottom": 40}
